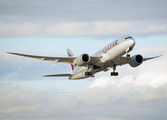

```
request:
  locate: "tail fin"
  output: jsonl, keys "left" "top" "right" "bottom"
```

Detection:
{"left": 67, "top": 49, "right": 76, "bottom": 71}
{"left": 67, "top": 48, "right": 74, "bottom": 57}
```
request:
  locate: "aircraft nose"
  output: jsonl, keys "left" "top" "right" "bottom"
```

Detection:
{"left": 129, "top": 39, "right": 135, "bottom": 48}
{"left": 125, "top": 39, "right": 135, "bottom": 53}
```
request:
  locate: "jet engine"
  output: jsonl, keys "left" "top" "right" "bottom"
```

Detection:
{"left": 129, "top": 54, "right": 143, "bottom": 67}
{"left": 75, "top": 54, "right": 90, "bottom": 66}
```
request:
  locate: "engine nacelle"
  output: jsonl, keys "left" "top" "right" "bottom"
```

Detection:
{"left": 75, "top": 54, "right": 90, "bottom": 66}
{"left": 129, "top": 54, "right": 143, "bottom": 67}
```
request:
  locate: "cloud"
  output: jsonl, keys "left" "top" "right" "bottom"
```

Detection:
{"left": 1, "top": 0, "right": 167, "bottom": 119}
{"left": 0, "top": 0, "right": 167, "bottom": 23}
{"left": 0, "top": 23, "right": 41, "bottom": 37}
{"left": 0, "top": 21, "right": 167, "bottom": 37}
{"left": 0, "top": 76, "right": 167, "bottom": 120}
{"left": 0, "top": 45, "right": 167, "bottom": 120}
{"left": 1, "top": 0, "right": 167, "bottom": 38}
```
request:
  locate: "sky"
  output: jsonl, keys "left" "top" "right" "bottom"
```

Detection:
{"left": 0, "top": 0, "right": 167, "bottom": 120}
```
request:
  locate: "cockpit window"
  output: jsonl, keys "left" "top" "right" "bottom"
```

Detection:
{"left": 125, "top": 37, "right": 132, "bottom": 39}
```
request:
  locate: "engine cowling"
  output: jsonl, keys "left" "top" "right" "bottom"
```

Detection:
{"left": 75, "top": 54, "right": 90, "bottom": 66}
{"left": 129, "top": 54, "right": 143, "bottom": 67}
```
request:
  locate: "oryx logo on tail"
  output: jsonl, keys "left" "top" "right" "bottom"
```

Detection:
{"left": 67, "top": 49, "right": 77, "bottom": 71}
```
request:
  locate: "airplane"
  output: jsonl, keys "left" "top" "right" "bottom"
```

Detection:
{"left": 7, "top": 35, "right": 161, "bottom": 80}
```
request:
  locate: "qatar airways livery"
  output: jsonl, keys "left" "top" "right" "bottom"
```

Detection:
{"left": 7, "top": 36, "right": 161, "bottom": 80}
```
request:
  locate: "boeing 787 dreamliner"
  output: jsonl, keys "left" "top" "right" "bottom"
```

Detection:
{"left": 7, "top": 36, "right": 161, "bottom": 79}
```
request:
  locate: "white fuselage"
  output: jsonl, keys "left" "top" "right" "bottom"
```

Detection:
{"left": 69, "top": 36, "right": 135, "bottom": 80}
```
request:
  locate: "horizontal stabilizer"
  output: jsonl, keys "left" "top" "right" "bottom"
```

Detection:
{"left": 43, "top": 73, "right": 72, "bottom": 77}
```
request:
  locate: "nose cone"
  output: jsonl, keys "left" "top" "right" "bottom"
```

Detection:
{"left": 129, "top": 39, "right": 135, "bottom": 48}
{"left": 125, "top": 39, "right": 135, "bottom": 53}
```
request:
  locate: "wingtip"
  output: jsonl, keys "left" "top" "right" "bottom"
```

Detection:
{"left": 6, "top": 52, "right": 21, "bottom": 55}
{"left": 7, "top": 52, "right": 16, "bottom": 54}
{"left": 6, "top": 51, "right": 12, "bottom": 54}
{"left": 43, "top": 75, "right": 53, "bottom": 77}
{"left": 156, "top": 55, "right": 163, "bottom": 58}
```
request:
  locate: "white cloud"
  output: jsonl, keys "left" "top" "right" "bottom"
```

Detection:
{"left": 0, "top": 21, "right": 167, "bottom": 37}
{"left": 0, "top": 23, "right": 41, "bottom": 37}
{"left": 0, "top": 0, "right": 167, "bottom": 118}
{"left": 45, "top": 22, "right": 90, "bottom": 36}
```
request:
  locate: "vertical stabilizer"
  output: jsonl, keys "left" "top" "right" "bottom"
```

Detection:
{"left": 67, "top": 48, "right": 74, "bottom": 57}
{"left": 67, "top": 48, "right": 76, "bottom": 71}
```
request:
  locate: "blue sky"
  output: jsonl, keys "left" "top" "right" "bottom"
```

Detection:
{"left": 0, "top": 0, "right": 167, "bottom": 120}
{"left": 1, "top": 35, "right": 167, "bottom": 54}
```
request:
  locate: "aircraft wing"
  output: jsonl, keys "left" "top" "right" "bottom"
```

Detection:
{"left": 43, "top": 73, "right": 72, "bottom": 77}
{"left": 115, "top": 55, "right": 162, "bottom": 66}
{"left": 7, "top": 52, "right": 77, "bottom": 64}
{"left": 114, "top": 56, "right": 130, "bottom": 66}
{"left": 7, "top": 52, "right": 102, "bottom": 65}
{"left": 89, "top": 56, "right": 102, "bottom": 63}
{"left": 143, "top": 55, "right": 162, "bottom": 61}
